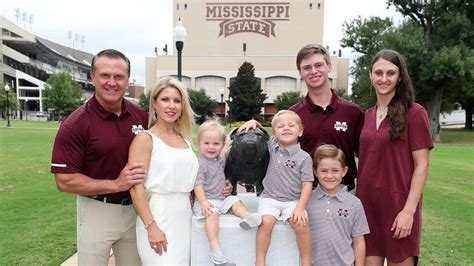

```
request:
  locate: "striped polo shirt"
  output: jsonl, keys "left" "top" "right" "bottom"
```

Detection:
{"left": 260, "top": 139, "right": 314, "bottom": 202}
{"left": 194, "top": 155, "right": 226, "bottom": 200}
{"left": 307, "top": 185, "right": 370, "bottom": 265}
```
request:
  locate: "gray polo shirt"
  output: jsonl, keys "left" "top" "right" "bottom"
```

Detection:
{"left": 307, "top": 185, "right": 370, "bottom": 266}
{"left": 261, "top": 139, "right": 314, "bottom": 202}
{"left": 194, "top": 156, "right": 225, "bottom": 200}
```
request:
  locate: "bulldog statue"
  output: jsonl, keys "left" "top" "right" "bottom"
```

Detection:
{"left": 225, "top": 127, "right": 270, "bottom": 196}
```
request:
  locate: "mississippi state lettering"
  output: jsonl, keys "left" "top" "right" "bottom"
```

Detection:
{"left": 206, "top": 2, "right": 290, "bottom": 37}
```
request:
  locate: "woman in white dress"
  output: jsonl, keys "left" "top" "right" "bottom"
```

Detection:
{"left": 129, "top": 77, "right": 198, "bottom": 265}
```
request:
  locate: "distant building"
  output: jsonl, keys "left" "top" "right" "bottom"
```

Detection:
{"left": 126, "top": 82, "right": 145, "bottom": 101}
{"left": 146, "top": 0, "right": 349, "bottom": 118}
{"left": 1, "top": 15, "right": 93, "bottom": 113}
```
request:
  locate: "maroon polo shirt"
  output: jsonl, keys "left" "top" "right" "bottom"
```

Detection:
{"left": 289, "top": 90, "right": 364, "bottom": 186}
{"left": 51, "top": 94, "right": 148, "bottom": 200}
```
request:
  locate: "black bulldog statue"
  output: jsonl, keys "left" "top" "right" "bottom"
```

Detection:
{"left": 225, "top": 128, "right": 270, "bottom": 196}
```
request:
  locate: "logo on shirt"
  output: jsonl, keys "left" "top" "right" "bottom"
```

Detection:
{"left": 334, "top": 121, "right": 348, "bottom": 132}
{"left": 131, "top": 125, "right": 145, "bottom": 135}
{"left": 337, "top": 208, "right": 349, "bottom": 217}
{"left": 285, "top": 160, "right": 296, "bottom": 168}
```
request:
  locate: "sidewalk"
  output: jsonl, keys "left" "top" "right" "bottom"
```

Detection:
{"left": 61, "top": 253, "right": 115, "bottom": 266}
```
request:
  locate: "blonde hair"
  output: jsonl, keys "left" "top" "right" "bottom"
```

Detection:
{"left": 148, "top": 77, "right": 195, "bottom": 141}
{"left": 197, "top": 119, "right": 226, "bottom": 144}
{"left": 313, "top": 144, "right": 346, "bottom": 169}
{"left": 271, "top": 110, "right": 303, "bottom": 130}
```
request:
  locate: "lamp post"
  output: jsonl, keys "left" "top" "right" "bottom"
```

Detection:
{"left": 228, "top": 96, "right": 233, "bottom": 126}
{"left": 25, "top": 99, "right": 28, "bottom": 121}
{"left": 173, "top": 19, "right": 187, "bottom": 81}
{"left": 219, "top": 88, "right": 224, "bottom": 117}
{"left": 4, "top": 83, "right": 11, "bottom": 127}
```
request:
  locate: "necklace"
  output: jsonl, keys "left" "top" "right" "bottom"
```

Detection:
{"left": 377, "top": 107, "right": 387, "bottom": 120}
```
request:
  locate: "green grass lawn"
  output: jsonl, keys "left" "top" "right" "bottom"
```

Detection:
{"left": 0, "top": 121, "right": 472, "bottom": 265}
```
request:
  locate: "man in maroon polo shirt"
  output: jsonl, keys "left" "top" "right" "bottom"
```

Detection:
{"left": 239, "top": 44, "right": 363, "bottom": 191}
{"left": 289, "top": 44, "right": 364, "bottom": 190}
{"left": 51, "top": 49, "right": 148, "bottom": 266}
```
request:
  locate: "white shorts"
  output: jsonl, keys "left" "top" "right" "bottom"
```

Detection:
{"left": 258, "top": 197, "right": 306, "bottom": 222}
{"left": 193, "top": 195, "right": 241, "bottom": 219}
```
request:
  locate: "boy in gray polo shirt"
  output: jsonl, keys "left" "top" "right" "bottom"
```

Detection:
{"left": 308, "top": 144, "right": 370, "bottom": 265}
{"left": 193, "top": 120, "right": 262, "bottom": 265}
{"left": 255, "top": 110, "right": 314, "bottom": 266}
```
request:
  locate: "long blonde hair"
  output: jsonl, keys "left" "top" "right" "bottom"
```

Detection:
{"left": 148, "top": 77, "right": 195, "bottom": 141}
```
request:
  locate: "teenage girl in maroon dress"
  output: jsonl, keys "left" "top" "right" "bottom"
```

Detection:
{"left": 356, "top": 49, "right": 433, "bottom": 265}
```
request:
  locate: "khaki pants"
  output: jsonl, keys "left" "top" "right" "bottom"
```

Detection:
{"left": 77, "top": 196, "right": 140, "bottom": 266}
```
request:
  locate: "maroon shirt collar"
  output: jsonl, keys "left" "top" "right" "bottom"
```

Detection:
{"left": 88, "top": 94, "right": 131, "bottom": 119}
{"left": 305, "top": 89, "right": 339, "bottom": 113}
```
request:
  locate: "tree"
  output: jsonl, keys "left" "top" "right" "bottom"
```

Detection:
{"left": 274, "top": 91, "right": 303, "bottom": 110}
{"left": 228, "top": 62, "right": 267, "bottom": 121}
{"left": 387, "top": 0, "right": 474, "bottom": 138}
{"left": 43, "top": 72, "right": 83, "bottom": 117}
{"left": 1, "top": 83, "right": 19, "bottom": 119}
{"left": 139, "top": 89, "right": 150, "bottom": 111}
{"left": 341, "top": 16, "right": 395, "bottom": 110}
{"left": 188, "top": 88, "right": 217, "bottom": 124}
{"left": 341, "top": 0, "right": 473, "bottom": 141}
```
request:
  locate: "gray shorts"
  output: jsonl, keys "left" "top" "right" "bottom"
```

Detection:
{"left": 193, "top": 195, "right": 241, "bottom": 219}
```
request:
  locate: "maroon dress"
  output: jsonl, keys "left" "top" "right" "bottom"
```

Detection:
{"left": 356, "top": 103, "right": 433, "bottom": 262}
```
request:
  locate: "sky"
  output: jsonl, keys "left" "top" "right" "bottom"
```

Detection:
{"left": 1, "top": 0, "right": 402, "bottom": 87}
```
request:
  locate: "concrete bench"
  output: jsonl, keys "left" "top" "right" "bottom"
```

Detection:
{"left": 191, "top": 194, "right": 300, "bottom": 265}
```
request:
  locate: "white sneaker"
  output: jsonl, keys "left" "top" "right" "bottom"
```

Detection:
{"left": 239, "top": 213, "right": 262, "bottom": 230}
{"left": 209, "top": 248, "right": 228, "bottom": 264}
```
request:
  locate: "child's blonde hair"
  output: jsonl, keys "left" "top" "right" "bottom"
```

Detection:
{"left": 197, "top": 119, "right": 226, "bottom": 144}
{"left": 271, "top": 110, "right": 303, "bottom": 130}
{"left": 313, "top": 144, "right": 346, "bottom": 169}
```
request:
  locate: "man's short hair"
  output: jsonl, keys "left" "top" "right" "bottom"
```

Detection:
{"left": 91, "top": 49, "right": 131, "bottom": 77}
{"left": 296, "top": 44, "right": 331, "bottom": 70}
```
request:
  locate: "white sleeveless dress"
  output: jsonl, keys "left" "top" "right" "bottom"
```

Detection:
{"left": 136, "top": 130, "right": 198, "bottom": 265}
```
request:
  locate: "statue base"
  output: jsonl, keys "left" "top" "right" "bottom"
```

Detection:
{"left": 190, "top": 193, "right": 300, "bottom": 265}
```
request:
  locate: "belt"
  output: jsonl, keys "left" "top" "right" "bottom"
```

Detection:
{"left": 88, "top": 196, "right": 133, "bottom": 205}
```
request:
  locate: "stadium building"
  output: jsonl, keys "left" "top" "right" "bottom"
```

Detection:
{"left": 146, "top": 0, "right": 349, "bottom": 117}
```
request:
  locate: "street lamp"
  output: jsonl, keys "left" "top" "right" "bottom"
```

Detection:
{"left": 173, "top": 19, "right": 187, "bottom": 81}
{"left": 25, "top": 99, "right": 28, "bottom": 121}
{"left": 4, "top": 83, "right": 11, "bottom": 127}
{"left": 219, "top": 88, "right": 224, "bottom": 117}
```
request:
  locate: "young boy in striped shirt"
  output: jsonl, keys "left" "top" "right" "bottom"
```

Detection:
{"left": 307, "top": 144, "right": 370, "bottom": 265}
{"left": 252, "top": 110, "right": 314, "bottom": 266}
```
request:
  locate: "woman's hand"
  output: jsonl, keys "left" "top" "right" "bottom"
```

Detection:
{"left": 391, "top": 209, "right": 414, "bottom": 239}
{"left": 148, "top": 225, "right": 168, "bottom": 255}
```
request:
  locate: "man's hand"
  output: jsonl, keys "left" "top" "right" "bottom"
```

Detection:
{"left": 115, "top": 163, "right": 146, "bottom": 192}
{"left": 237, "top": 119, "right": 261, "bottom": 133}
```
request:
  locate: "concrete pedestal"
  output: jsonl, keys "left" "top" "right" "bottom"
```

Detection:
{"left": 191, "top": 194, "right": 300, "bottom": 266}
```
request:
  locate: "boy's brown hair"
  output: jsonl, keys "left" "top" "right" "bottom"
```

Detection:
{"left": 313, "top": 144, "right": 346, "bottom": 169}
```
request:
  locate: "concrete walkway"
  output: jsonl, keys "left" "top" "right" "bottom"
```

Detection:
{"left": 61, "top": 253, "right": 115, "bottom": 266}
